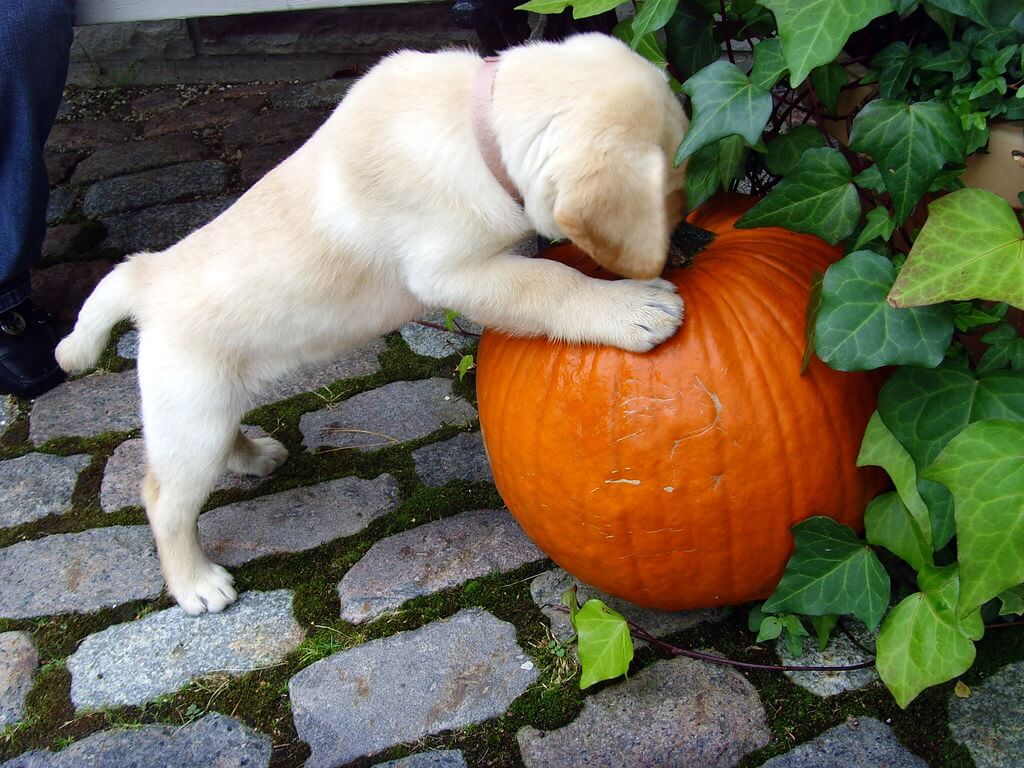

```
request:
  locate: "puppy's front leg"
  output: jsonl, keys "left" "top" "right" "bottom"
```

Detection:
{"left": 413, "top": 253, "right": 682, "bottom": 352}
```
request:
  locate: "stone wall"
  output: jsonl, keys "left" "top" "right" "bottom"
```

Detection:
{"left": 69, "top": 4, "right": 478, "bottom": 86}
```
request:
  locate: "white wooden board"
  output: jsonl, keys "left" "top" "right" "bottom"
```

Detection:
{"left": 75, "top": 0, "right": 430, "bottom": 25}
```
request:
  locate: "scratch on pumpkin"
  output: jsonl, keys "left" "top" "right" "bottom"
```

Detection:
{"left": 669, "top": 375, "right": 725, "bottom": 459}
{"left": 617, "top": 548, "right": 695, "bottom": 559}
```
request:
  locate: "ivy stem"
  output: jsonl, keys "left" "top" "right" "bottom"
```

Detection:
{"left": 667, "top": 220, "right": 716, "bottom": 269}
{"left": 555, "top": 606, "right": 876, "bottom": 673}
{"left": 625, "top": 620, "right": 877, "bottom": 673}
{"left": 719, "top": 0, "right": 736, "bottom": 64}
{"left": 413, "top": 320, "right": 480, "bottom": 337}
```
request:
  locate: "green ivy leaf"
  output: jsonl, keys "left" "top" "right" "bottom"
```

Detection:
{"left": 926, "top": 0, "right": 992, "bottom": 25}
{"left": 765, "top": 125, "right": 827, "bottom": 176}
{"left": 998, "top": 584, "right": 1024, "bottom": 616}
{"left": 561, "top": 586, "right": 580, "bottom": 629}
{"left": 675, "top": 61, "right": 773, "bottom": 163}
{"left": 865, "top": 492, "right": 932, "bottom": 571}
{"left": 849, "top": 100, "right": 965, "bottom": 225}
{"left": 575, "top": 599, "right": 634, "bottom": 688}
{"left": 801, "top": 271, "right": 824, "bottom": 375}
{"left": 854, "top": 164, "right": 887, "bottom": 193}
{"left": 977, "top": 324, "right": 1024, "bottom": 374}
{"left": 952, "top": 301, "right": 1008, "bottom": 332}
{"left": 852, "top": 207, "right": 896, "bottom": 250}
{"left": 457, "top": 354, "right": 475, "bottom": 380}
{"left": 631, "top": 0, "right": 681, "bottom": 42}
{"left": 810, "top": 61, "right": 847, "bottom": 114}
{"left": 923, "top": 3, "right": 956, "bottom": 40}
{"left": 717, "top": 135, "right": 748, "bottom": 187}
{"left": 876, "top": 564, "right": 981, "bottom": 708}
{"left": 810, "top": 614, "right": 839, "bottom": 651}
{"left": 757, "top": 614, "right": 784, "bottom": 641}
{"left": 814, "top": 250, "right": 954, "bottom": 370}
{"left": 443, "top": 309, "right": 459, "bottom": 332}
{"left": 630, "top": 31, "right": 670, "bottom": 69}
{"left": 750, "top": 37, "right": 788, "bottom": 90}
{"left": 781, "top": 614, "right": 811, "bottom": 657}
{"left": 922, "top": 41, "right": 972, "bottom": 78}
{"left": 735, "top": 147, "right": 860, "bottom": 244}
{"left": 762, "top": 516, "right": 891, "bottom": 629}
{"left": 683, "top": 141, "right": 722, "bottom": 212}
{"left": 758, "top": 0, "right": 893, "bottom": 85}
{"left": 858, "top": 411, "right": 934, "bottom": 549}
{"left": 568, "top": 0, "right": 624, "bottom": 18}
{"left": 918, "top": 566, "right": 984, "bottom": 640}
{"left": 514, "top": 0, "right": 571, "bottom": 12}
{"left": 889, "top": 189, "right": 1024, "bottom": 309}
{"left": 872, "top": 42, "right": 914, "bottom": 100}
{"left": 919, "top": 478, "right": 955, "bottom": 551}
{"left": 748, "top": 603, "right": 768, "bottom": 632}
{"left": 664, "top": 0, "right": 718, "bottom": 81}
{"left": 923, "top": 419, "right": 1024, "bottom": 618}
{"left": 877, "top": 364, "right": 1024, "bottom": 469}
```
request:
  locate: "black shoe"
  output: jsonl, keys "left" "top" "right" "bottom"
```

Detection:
{"left": 0, "top": 300, "right": 66, "bottom": 398}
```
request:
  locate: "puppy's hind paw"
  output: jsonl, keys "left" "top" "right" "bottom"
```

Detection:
{"left": 227, "top": 436, "right": 289, "bottom": 477}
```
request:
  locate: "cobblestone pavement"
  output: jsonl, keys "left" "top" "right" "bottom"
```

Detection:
{"left": 0, "top": 77, "right": 1020, "bottom": 768}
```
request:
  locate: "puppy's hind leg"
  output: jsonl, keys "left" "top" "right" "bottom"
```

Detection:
{"left": 226, "top": 429, "right": 288, "bottom": 478}
{"left": 139, "top": 351, "right": 243, "bottom": 614}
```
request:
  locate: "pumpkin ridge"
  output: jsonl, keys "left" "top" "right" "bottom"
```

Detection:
{"left": 732, "top": 250, "right": 847, "bottom": 553}
{"left": 699, "top": 260, "right": 800, "bottom": 595}
{"left": 693, "top": 285, "right": 737, "bottom": 602}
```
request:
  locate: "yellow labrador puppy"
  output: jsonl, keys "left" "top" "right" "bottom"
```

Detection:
{"left": 56, "top": 33, "right": 688, "bottom": 615}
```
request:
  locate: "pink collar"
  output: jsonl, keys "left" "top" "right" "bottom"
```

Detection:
{"left": 471, "top": 56, "right": 523, "bottom": 205}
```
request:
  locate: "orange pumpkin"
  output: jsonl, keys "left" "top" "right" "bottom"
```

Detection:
{"left": 476, "top": 195, "right": 887, "bottom": 610}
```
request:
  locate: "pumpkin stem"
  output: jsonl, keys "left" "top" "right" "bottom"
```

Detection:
{"left": 666, "top": 220, "right": 716, "bottom": 269}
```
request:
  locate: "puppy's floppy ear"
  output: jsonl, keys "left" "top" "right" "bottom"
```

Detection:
{"left": 554, "top": 145, "right": 672, "bottom": 280}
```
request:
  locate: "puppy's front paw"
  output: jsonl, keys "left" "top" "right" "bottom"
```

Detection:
{"left": 607, "top": 277, "right": 684, "bottom": 352}
{"left": 170, "top": 562, "right": 237, "bottom": 615}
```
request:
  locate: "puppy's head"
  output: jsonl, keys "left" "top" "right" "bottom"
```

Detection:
{"left": 546, "top": 35, "right": 688, "bottom": 279}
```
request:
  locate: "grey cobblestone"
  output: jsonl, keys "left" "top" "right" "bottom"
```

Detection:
{"left": 0, "top": 712, "right": 270, "bottom": 767}
{"left": 411, "top": 431, "right": 493, "bottom": 487}
{"left": 337, "top": 508, "right": 543, "bottom": 623}
{"left": 300, "top": 378, "right": 476, "bottom": 452}
{"left": 0, "top": 526, "right": 162, "bottom": 619}
{"left": 68, "top": 590, "right": 304, "bottom": 710}
{"left": 200, "top": 474, "right": 399, "bottom": 566}
{"left": 0, "top": 632, "right": 37, "bottom": 728}
{"left": 518, "top": 656, "right": 768, "bottom": 767}
{"left": 290, "top": 608, "right": 537, "bottom": 768}
{"left": 29, "top": 370, "right": 140, "bottom": 443}
{"left": 83, "top": 160, "right": 229, "bottom": 217}
{"left": 0, "top": 453, "right": 90, "bottom": 528}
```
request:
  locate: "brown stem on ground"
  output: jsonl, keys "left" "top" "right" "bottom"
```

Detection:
{"left": 414, "top": 320, "right": 480, "bottom": 337}
{"left": 554, "top": 605, "right": 876, "bottom": 673}
{"left": 625, "top": 620, "right": 876, "bottom": 673}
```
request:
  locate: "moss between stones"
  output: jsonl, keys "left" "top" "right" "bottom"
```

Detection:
{"left": 3, "top": 325, "right": 1023, "bottom": 767}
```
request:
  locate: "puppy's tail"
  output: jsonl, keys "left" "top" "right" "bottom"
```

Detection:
{"left": 55, "top": 256, "right": 143, "bottom": 373}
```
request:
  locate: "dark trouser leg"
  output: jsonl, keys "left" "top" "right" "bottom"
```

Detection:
{"left": 0, "top": 0, "right": 75, "bottom": 311}
{"left": 0, "top": 0, "right": 75, "bottom": 396}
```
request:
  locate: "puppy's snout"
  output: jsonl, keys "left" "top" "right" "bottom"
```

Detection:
{"left": 618, "top": 258, "right": 668, "bottom": 281}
